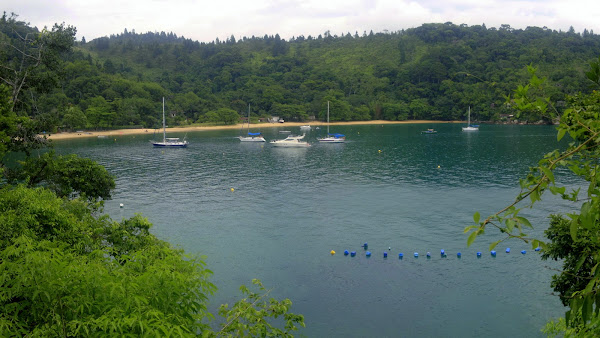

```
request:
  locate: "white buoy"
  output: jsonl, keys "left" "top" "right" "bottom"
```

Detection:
{"left": 119, "top": 203, "right": 124, "bottom": 208}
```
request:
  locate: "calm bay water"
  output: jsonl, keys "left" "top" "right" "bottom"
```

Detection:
{"left": 54, "top": 123, "right": 574, "bottom": 337}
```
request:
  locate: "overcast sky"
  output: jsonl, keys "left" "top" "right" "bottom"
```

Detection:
{"left": 4, "top": 0, "right": 600, "bottom": 43}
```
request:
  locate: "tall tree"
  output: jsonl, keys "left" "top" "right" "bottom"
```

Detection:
{"left": 0, "top": 13, "right": 76, "bottom": 112}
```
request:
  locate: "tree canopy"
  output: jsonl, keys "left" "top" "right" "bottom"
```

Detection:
{"left": 3, "top": 15, "right": 600, "bottom": 130}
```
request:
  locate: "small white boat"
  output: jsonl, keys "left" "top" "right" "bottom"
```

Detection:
{"left": 152, "top": 97, "right": 188, "bottom": 147}
{"left": 300, "top": 125, "right": 311, "bottom": 131}
{"left": 421, "top": 128, "right": 437, "bottom": 134}
{"left": 462, "top": 107, "right": 479, "bottom": 131}
{"left": 278, "top": 130, "right": 292, "bottom": 134}
{"left": 270, "top": 134, "right": 310, "bottom": 148}
{"left": 239, "top": 104, "right": 266, "bottom": 142}
{"left": 318, "top": 101, "right": 345, "bottom": 143}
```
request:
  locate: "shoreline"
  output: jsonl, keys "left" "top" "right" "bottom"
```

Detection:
{"left": 44, "top": 120, "right": 459, "bottom": 140}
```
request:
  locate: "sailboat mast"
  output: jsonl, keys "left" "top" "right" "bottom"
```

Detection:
{"left": 327, "top": 101, "right": 330, "bottom": 134}
{"left": 468, "top": 106, "right": 471, "bottom": 126}
{"left": 247, "top": 104, "right": 250, "bottom": 134}
{"left": 162, "top": 97, "right": 166, "bottom": 142}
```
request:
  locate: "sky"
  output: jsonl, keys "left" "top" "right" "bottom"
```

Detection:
{"left": 4, "top": 0, "right": 600, "bottom": 43}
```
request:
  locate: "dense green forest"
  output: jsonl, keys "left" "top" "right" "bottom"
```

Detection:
{"left": 2, "top": 13, "right": 600, "bottom": 131}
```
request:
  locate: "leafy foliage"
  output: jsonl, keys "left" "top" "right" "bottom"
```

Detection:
{"left": 6, "top": 150, "right": 116, "bottom": 201}
{"left": 0, "top": 185, "right": 216, "bottom": 336}
{"left": 465, "top": 58, "right": 600, "bottom": 335}
{"left": 211, "top": 279, "right": 305, "bottom": 337}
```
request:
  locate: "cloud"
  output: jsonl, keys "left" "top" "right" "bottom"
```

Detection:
{"left": 3, "top": 0, "right": 600, "bottom": 43}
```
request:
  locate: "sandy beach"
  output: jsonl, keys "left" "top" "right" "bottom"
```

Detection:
{"left": 45, "top": 120, "right": 458, "bottom": 140}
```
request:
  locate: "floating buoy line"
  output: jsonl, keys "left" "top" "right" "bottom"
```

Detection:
{"left": 331, "top": 242, "right": 541, "bottom": 259}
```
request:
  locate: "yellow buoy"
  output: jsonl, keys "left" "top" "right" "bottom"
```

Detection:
{"left": 378, "top": 150, "right": 382, "bottom": 153}
{"left": 230, "top": 188, "right": 235, "bottom": 192}
{"left": 330, "top": 250, "right": 336, "bottom": 255}
{"left": 437, "top": 165, "right": 441, "bottom": 169}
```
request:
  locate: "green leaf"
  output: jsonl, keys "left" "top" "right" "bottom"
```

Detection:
{"left": 467, "top": 231, "right": 478, "bottom": 247}
{"left": 463, "top": 225, "right": 478, "bottom": 233}
{"left": 549, "top": 186, "right": 566, "bottom": 195}
{"left": 489, "top": 240, "right": 501, "bottom": 252}
{"left": 580, "top": 202, "right": 594, "bottom": 229}
{"left": 583, "top": 295, "right": 593, "bottom": 323}
{"left": 540, "top": 166, "right": 555, "bottom": 184}
{"left": 557, "top": 128, "right": 567, "bottom": 141}
{"left": 515, "top": 216, "right": 532, "bottom": 229}
{"left": 575, "top": 254, "right": 588, "bottom": 272}
{"left": 506, "top": 219, "right": 515, "bottom": 233}
{"left": 473, "top": 212, "right": 481, "bottom": 224}
{"left": 530, "top": 188, "right": 540, "bottom": 203}
{"left": 570, "top": 217, "right": 579, "bottom": 240}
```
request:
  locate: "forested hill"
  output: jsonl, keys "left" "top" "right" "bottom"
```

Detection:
{"left": 3, "top": 15, "right": 600, "bottom": 131}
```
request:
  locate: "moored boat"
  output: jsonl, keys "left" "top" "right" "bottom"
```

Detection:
{"left": 270, "top": 134, "right": 310, "bottom": 148}
{"left": 151, "top": 97, "right": 188, "bottom": 147}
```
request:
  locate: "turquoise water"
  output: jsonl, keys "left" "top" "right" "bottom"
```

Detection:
{"left": 54, "top": 123, "right": 573, "bottom": 337}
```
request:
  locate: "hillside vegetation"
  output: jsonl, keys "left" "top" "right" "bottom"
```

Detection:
{"left": 2, "top": 14, "right": 600, "bottom": 131}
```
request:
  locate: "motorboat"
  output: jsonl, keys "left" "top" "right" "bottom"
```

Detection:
{"left": 318, "top": 101, "right": 345, "bottom": 143}
{"left": 270, "top": 134, "right": 310, "bottom": 148}
{"left": 151, "top": 97, "right": 188, "bottom": 147}
{"left": 300, "top": 125, "right": 312, "bottom": 131}
{"left": 421, "top": 129, "right": 437, "bottom": 134}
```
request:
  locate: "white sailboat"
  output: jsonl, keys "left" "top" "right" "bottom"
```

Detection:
{"left": 461, "top": 106, "right": 479, "bottom": 131}
{"left": 318, "top": 101, "right": 345, "bottom": 143}
{"left": 151, "top": 97, "right": 188, "bottom": 147}
{"left": 238, "top": 104, "right": 266, "bottom": 142}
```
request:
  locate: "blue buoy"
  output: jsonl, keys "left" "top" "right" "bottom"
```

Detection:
{"left": 521, "top": 250, "right": 526, "bottom": 254}
{"left": 366, "top": 251, "right": 371, "bottom": 257}
{"left": 491, "top": 250, "right": 496, "bottom": 256}
{"left": 344, "top": 250, "right": 349, "bottom": 256}
{"left": 426, "top": 252, "right": 431, "bottom": 258}
{"left": 399, "top": 253, "right": 404, "bottom": 259}
{"left": 440, "top": 249, "right": 445, "bottom": 255}
{"left": 414, "top": 252, "right": 419, "bottom": 258}
{"left": 383, "top": 252, "right": 388, "bottom": 258}
{"left": 477, "top": 252, "right": 482, "bottom": 257}
{"left": 350, "top": 251, "right": 356, "bottom": 257}
{"left": 506, "top": 248, "right": 511, "bottom": 253}
{"left": 457, "top": 252, "right": 461, "bottom": 258}
{"left": 535, "top": 247, "right": 541, "bottom": 251}
{"left": 363, "top": 243, "right": 368, "bottom": 249}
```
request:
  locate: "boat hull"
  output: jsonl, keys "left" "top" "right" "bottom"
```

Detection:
{"left": 270, "top": 142, "right": 310, "bottom": 148}
{"left": 239, "top": 136, "right": 266, "bottom": 142}
{"left": 152, "top": 142, "right": 188, "bottom": 147}
{"left": 318, "top": 137, "right": 345, "bottom": 143}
